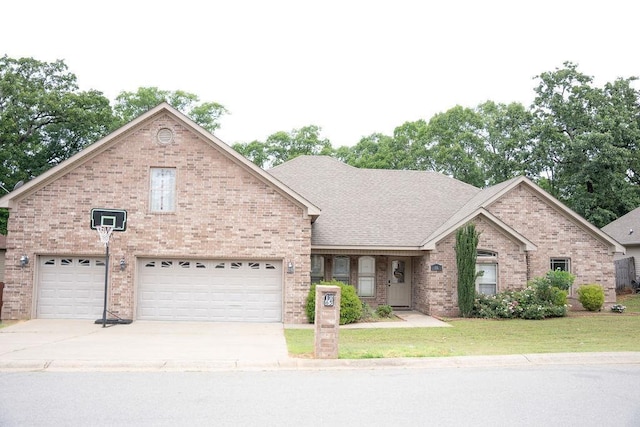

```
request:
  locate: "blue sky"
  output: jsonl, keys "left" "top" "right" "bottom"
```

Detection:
{"left": 2, "top": 0, "right": 638, "bottom": 146}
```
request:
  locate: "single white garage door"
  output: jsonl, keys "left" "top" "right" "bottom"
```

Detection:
{"left": 37, "top": 256, "right": 106, "bottom": 319}
{"left": 137, "top": 259, "right": 282, "bottom": 322}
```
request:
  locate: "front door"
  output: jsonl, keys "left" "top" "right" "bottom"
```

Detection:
{"left": 388, "top": 258, "right": 411, "bottom": 307}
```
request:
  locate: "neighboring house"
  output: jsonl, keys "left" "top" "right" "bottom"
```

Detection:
{"left": 0, "top": 103, "right": 624, "bottom": 323}
{"left": 602, "top": 206, "right": 640, "bottom": 287}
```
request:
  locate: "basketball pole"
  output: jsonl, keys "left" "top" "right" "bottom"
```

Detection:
{"left": 102, "top": 241, "right": 109, "bottom": 328}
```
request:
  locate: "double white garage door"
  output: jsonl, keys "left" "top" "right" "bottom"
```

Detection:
{"left": 37, "top": 256, "right": 283, "bottom": 322}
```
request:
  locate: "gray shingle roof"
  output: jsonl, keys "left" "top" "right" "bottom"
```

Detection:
{"left": 602, "top": 205, "right": 640, "bottom": 245}
{"left": 268, "top": 156, "right": 481, "bottom": 248}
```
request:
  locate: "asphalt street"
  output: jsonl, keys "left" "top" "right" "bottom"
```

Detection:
{"left": 1, "top": 365, "right": 639, "bottom": 426}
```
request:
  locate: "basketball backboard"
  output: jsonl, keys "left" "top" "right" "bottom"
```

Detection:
{"left": 90, "top": 208, "right": 127, "bottom": 231}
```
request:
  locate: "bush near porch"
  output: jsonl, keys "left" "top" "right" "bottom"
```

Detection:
{"left": 472, "top": 271, "right": 570, "bottom": 320}
{"left": 306, "top": 280, "right": 363, "bottom": 325}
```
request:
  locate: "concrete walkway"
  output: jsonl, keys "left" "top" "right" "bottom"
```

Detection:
{"left": 284, "top": 310, "right": 451, "bottom": 329}
{"left": 1, "top": 316, "right": 639, "bottom": 372}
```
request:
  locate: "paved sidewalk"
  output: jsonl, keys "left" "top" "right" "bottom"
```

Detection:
{"left": 284, "top": 310, "right": 451, "bottom": 329}
{"left": 1, "top": 317, "right": 639, "bottom": 372}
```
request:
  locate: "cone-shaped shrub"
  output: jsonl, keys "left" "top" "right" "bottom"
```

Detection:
{"left": 455, "top": 224, "right": 480, "bottom": 317}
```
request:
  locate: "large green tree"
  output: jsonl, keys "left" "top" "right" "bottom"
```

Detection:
{"left": 0, "top": 56, "right": 114, "bottom": 233}
{"left": 336, "top": 133, "right": 397, "bottom": 169}
{"left": 530, "top": 62, "right": 640, "bottom": 227}
{"left": 0, "top": 56, "right": 114, "bottom": 178}
{"left": 476, "top": 101, "right": 533, "bottom": 185}
{"left": 425, "top": 106, "right": 487, "bottom": 187}
{"left": 113, "top": 87, "right": 228, "bottom": 133}
{"left": 234, "top": 125, "right": 333, "bottom": 168}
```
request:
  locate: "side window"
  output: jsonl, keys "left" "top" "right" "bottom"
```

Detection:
{"left": 150, "top": 168, "right": 176, "bottom": 212}
{"left": 476, "top": 264, "right": 497, "bottom": 296}
{"left": 333, "top": 256, "right": 350, "bottom": 284}
{"left": 550, "top": 258, "right": 570, "bottom": 272}
{"left": 357, "top": 256, "right": 375, "bottom": 297}
{"left": 311, "top": 255, "right": 325, "bottom": 284}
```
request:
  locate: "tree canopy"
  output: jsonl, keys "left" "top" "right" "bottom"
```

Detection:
{"left": 113, "top": 87, "right": 228, "bottom": 133}
{"left": 1, "top": 56, "right": 638, "bottom": 230}
{"left": 528, "top": 62, "right": 640, "bottom": 226}
{"left": 233, "top": 125, "right": 332, "bottom": 168}
{"left": 0, "top": 56, "right": 229, "bottom": 233}
{"left": 0, "top": 56, "right": 114, "bottom": 183}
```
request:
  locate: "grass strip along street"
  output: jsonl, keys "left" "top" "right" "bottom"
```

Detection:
{"left": 285, "top": 294, "right": 640, "bottom": 359}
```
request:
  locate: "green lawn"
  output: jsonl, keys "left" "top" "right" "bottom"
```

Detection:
{"left": 285, "top": 294, "right": 640, "bottom": 359}
{"left": 618, "top": 292, "right": 640, "bottom": 312}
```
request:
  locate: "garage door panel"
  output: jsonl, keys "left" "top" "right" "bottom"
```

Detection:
{"left": 37, "top": 256, "right": 105, "bottom": 319}
{"left": 138, "top": 259, "right": 282, "bottom": 322}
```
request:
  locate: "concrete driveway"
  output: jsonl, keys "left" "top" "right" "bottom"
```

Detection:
{"left": 0, "top": 319, "right": 290, "bottom": 371}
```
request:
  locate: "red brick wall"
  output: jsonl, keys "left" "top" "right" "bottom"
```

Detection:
{"left": 2, "top": 113, "right": 312, "bottom": 322}
{"left": 417, "top": 216, "right": 527, "bottom": 317}
{"left": 487, "top": 183, "right": 616, "bottom": 305}
{"left": 413, "top": 184, "right": 616, "bottom": 317}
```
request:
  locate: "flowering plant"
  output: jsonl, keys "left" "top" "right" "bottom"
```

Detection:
{"left": 610, "top": 304, "right": 626, "bottom": 313}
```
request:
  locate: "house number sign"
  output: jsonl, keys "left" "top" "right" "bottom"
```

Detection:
{"left": 323, "top": 293, "right": 336, "bottom": 307}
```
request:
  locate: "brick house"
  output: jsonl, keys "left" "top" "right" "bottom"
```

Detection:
{"left": 270, "top": 156, "right": 623, "bottom": 315}
{"left": 0, "top": 104, "right": 623, "bottom": 322}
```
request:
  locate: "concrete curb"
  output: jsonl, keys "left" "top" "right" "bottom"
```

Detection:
{"left": 2, "top": 352, "right": 639, "bottom": 372}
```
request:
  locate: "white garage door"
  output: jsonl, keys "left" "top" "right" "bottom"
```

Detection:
{"left": 37, "top": 256, "right": 105, "bottom": 319}
{"left": 137, "top": 259, "right": 282, "bottom": 322}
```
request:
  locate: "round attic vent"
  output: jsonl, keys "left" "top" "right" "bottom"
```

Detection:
{"left": 156, "top": 128, "right": 174, "bottom": 144}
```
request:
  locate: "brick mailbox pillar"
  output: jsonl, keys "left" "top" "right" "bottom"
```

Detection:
{"left": 314, "top": 285, "right": 341, "bottom": 359}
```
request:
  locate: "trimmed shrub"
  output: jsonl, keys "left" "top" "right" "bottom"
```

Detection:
{"left": 455, "top": 224, "right": 480, "bottom": 317}
{"left": 577, "top": 284, "right": 605, "bottom": 311}
{"left": 472, "top": 273, "right": 568, "bottom": 320}
{"left": 360, "top": 302, "right": 376, "bottom": 321}
{"left": 546, "top": 270, "right": 575, "bottom": 291}
{"left": 306, "top": 280, "right": 363, "bottom": 325}
{"left": 375, "top": 305, "right": 393, "bottom": 318}
{"left": 531, "top": 277, "right": 569, "bottom": 306}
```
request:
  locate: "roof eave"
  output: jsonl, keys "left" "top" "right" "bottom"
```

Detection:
{"left": 311, "top": 245, "right": 425, "bottom": 255}
{"left": 424, "top": 176, "right": 625, "bottom": 255}
{"left": 420, "top": 208, "right": 538, "bottom": 251}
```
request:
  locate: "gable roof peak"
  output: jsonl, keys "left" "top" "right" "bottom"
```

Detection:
{"left": 0, "top": 103, "right": 321, "bottom": 218}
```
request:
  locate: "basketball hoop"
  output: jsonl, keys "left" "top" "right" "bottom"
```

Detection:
{"left": 90, "top": 208, "right": 128, "bottom": 327}
{"left": 96, "top": 225, "right": 114, "bottom": 246}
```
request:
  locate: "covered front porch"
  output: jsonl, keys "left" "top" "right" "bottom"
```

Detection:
{"left": 310, "top": 251, "right": 449, "bottom": 314}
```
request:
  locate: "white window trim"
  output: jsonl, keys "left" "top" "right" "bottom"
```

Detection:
{"left": 476, "top": 263, "right": 497, "bottom": 296}
{"left": 550, "top": 258, "right": 571, "bottom": 272}
{"left": 357, "top": 256, "right": 376, "bottom": 298}
{"left": 150, "top": 168, "right": 176, "bottom": 212}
